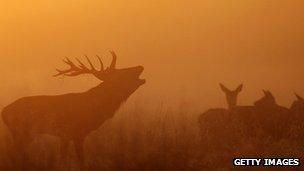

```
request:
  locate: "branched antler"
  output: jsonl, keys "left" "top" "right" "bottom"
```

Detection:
{"left": 54, "top": 51, "right": 117, "bottom": 79}
{"left": 54, "top": 56, "right": 102, "bottom": 77}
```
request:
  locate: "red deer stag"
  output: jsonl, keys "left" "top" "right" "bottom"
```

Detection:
{"left": 2, "top": 51, "right": 145, "bottom": 167}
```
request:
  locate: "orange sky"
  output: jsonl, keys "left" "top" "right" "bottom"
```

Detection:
{"left": 0, "top": 0, "right": 304, "bottom": 110}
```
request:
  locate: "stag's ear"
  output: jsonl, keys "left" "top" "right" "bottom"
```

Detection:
{"left": 295, "top": 93, "right": 304, "bottom": 101}
{"left": 219, "top": 83, "right": 230, "bottom": 93}
{"left": 235, "top": 84, "right": 243, "bottom": 93}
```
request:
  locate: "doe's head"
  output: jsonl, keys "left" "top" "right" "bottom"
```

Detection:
{"left": 290, "top": 93, "right": 304, "bottom": 112}
{"left": 254, "top": 90, "right": 276, "bottom": 107}
{"left": 219, "top": 83, "right": 243, "bottom": 109}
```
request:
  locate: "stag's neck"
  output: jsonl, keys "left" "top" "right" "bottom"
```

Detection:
{"left": 85, "top": 82, "right": 132, "bottom": 113}
{"left": 89, "top": 82, "right": 130, "bottom": 99}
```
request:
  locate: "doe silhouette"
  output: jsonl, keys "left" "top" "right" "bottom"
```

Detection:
{"left": 219, "top": 83, "right": 243, "bottom": 110}
{"left": 290, "top": 93, "right": 304, "bottom": 141}
{"left": 2, "top": 51, "right": 145, "bottom": 168}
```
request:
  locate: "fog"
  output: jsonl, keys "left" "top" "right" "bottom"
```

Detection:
{"left": 0, "top": 0, "right": 304, "bottom": 109}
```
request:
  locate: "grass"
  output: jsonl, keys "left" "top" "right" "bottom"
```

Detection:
{"left": 0, "top": 98, "right": 302, "bottom": 171}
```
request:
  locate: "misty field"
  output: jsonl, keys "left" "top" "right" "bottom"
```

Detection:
{"left": 0, "top": 98, "right": 302, "bottom": 171}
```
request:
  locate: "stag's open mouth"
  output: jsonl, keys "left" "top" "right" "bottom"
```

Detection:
{"left": 138, "top": 78, "right": 146, "bottom": 84}
{"left": 138, "top": 75, "right": 146, "bottom": 84}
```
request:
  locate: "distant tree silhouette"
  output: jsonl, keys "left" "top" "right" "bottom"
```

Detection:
{"left": 2, "top": 51, "right": 145, "bottom": 170}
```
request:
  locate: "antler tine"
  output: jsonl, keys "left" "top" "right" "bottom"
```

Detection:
{"left": 96, "top": 55, "right": 104, "bottom": 71}
{"left": 54, "top": 56, "right": 95, "bottom": 77}
{"left": 85, "top": 55, "right": 97, "bottom": 71}
{"left": 54, "top": 54, "right": 109, "bottom": 78}
{"left": 54, "top": 67, "right": 77, "bottom": 77}
{"left": 53, "top": 69, "right": 69, "bottom": 77}
{"left": 54, "top": 57, "right": 77, "bottom": 77}
{"left": 63, "top": 57, "right": 75, "bottom": 66}
{"left": 75, "top": 57, "right": 90, "bottom": 71}
{"left": 109, "top": 51, "right": 117, "bottom": 69}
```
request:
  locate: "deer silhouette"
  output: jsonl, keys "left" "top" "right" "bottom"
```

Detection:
{"left": 290, "top": 93, "right": 304, "bottom": 114}
{"left": 254, "top": 90, "right": 276, "bottom": 107}
{"left": 2, "top": 51, "right": 145, "bottom": 168}
{"left": 252, "top": 90, "right": 291, "bottom": 140}
{"left": 198, "top": 83, "right": 243, "bottom": 156}
{"left": 289, "top": 93, "right": 304, "bottom": 141}
{"left": 199, "top": 88, "right": 299, "bottom": 168}
{"left": 219, "top": 83, "right": 243, "bottom": 110}
{"left": 199, "top": 84, "right": 244, "bottom": 138}
{"left": 198, "top": 88, "right": 287, "bottom": 151}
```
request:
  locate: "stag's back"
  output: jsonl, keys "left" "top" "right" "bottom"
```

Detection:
{"left": 2, "top": 95, "right": 68, "bottom": 136}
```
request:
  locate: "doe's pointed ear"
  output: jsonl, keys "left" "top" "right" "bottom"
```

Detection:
{"left": 295, "top": 92, "right": 304, "bottom": 101}
{"left": 235, "top": 84, "right": 243, "bottom": 93}
{"left": 267, "top": 91, "right": 275, "bottom": 99}
{"left": 219, "top": 83, "right": 230, "bottom": 93}
{"left": 263, "top": 90, "right": 268, "bottom": 96}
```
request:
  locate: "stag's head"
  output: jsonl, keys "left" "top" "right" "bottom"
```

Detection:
{"left": 254, "top": 90, "right": 277, "bottom": 107}
{"left": 54, "top": 51, "right": 145, "bottom": 92}
{"left": 290, "top": 93, "right": 304, "bottom": 112}
{"left": 219, "top": 83, "right": 243, "bottom": 109}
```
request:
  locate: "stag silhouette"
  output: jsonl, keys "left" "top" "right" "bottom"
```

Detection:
{"left": 2, "top": 51, "right": 145, "bottom": 168}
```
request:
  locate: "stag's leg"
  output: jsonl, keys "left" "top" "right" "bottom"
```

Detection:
{"left": 12, "top": 131, "right": 33, "bottom": 171}
{"left": 73, "top": 137, "right": 85, "bottom": 170}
